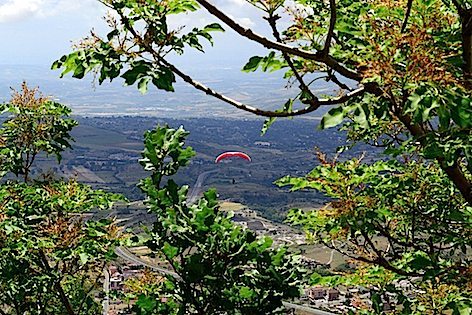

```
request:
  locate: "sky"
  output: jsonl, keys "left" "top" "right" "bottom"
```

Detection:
{"left": 0, "top": 0, "right": 312, "bottom": 117}
{"left": 0, "top": 0, "right": 271, "bottom": 67}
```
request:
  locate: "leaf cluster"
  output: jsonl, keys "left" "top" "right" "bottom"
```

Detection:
{"left": 278, "top": 157, "right": 471, "bottom": 313}
{"left": 52, "top": 0, "right": 224, "bottom": 94}
{"left": 0, "top": 84, "right": 124, "bottom": 314}
{"left": 0, "top": 83, "right": 77, "bottom": 179}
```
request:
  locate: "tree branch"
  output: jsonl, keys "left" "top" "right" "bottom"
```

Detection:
{"left": 76, "top": 263, "right": 105, "bottom": 315}
{"left": 397, "top": 113, "right": 471, "bottom": 204}
{"left": 359, "top": 230, "right": 422, "bottom": 277}
{"left": 327, "top": 69, "right": 352, "bottom": 91}
{"left": 323, "top": 0, "right": 337, "bottom": 54}
{"left": 461, "top": 10, "right": 472, "bottom": 88}
{"left": 401, "top": 0, "right": 414, "bottom": 32}
{"left": 162, "top": 58, "right": 365, "bottom": 117}
{"left": 114, "top": 7, "right": 366, "bottom": 118}
{"left": 194, "top": 0, "right": 361, "bottom": 81}
{"left": 38, "top": 250, "right": 75, "bottom": 315}
{"left": 323, "top": 239, "right": 421, "bottom": 276}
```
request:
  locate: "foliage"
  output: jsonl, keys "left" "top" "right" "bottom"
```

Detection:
{"left": 52, "top": 0, "right": 224, "bottom": 94}
{"left": 0, "top": 83, "right": 77, "bottom": 180}
{"left": 53, "top": 0, "right": 472, "bottom": 313}
{"left": 128, "top": 125, "right": 303, "bottom": 314}
{"left": 0, "top": 84, "right": 123, "bottom": 314}
{"left": 278, "top": 155, "right": 471, "bottom": 313}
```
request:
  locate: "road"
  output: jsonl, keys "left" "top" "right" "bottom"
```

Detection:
{"left": 115, "top": 247, "right": 179, "bottom": 277}
{"left": 187, "top": 170, "right": 218, "bottom": 204}
{"left": 283, "top": 302, "right": 337, "bottom": 315}
{"left": 102, "top": 267, "right": 110, "bottom": 315}
{"left": 115, "top": 246, "right": 336, "bottom": 315}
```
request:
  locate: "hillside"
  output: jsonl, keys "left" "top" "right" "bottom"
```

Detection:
{"left": 34, "top": 116, "right": 378, "bottom": 221}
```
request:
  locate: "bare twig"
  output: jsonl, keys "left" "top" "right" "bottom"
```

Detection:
{"left": 327, "top": 69, "right": 352, "bottom": 91}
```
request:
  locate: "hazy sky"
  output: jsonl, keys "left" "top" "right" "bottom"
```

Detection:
{"left": 0, "top": 0, "right": 272, "bottom": 67}
{"left": 0, "top": 0, "right": 313, "bottom": 118}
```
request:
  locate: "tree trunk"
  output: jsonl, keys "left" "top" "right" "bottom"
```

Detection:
{"left": 462, "top": 10, "right": 472, "bottom": 88}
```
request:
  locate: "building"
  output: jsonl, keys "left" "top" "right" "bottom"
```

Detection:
{"left": 306, "top": 286, "right": 327, "bottom": 300}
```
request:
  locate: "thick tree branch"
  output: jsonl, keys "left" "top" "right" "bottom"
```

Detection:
{"left": 194, "top": 0, "right": 361, "bottom": 81}
{"left": 461, "top": 10, "right": 472, "bottom": 88}
{"left": 397, "top": 114, "right": 472, "bottom": 204}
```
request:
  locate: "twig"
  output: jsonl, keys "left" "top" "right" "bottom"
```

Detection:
{"left": 38, "top": 250, "right": 75, "bottom": 315}
{"left": 328, "top": 69, "right": 352, "bottom": 91}
{"left": 266, "top": 14, "right": 319, "bottom": 104}
{"left": 76, "top": 262, "right": 106, "bottom": 314}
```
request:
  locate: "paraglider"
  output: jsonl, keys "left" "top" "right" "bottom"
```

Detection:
{"left": 215, "top": 151, "right": 251, "bottom": 163}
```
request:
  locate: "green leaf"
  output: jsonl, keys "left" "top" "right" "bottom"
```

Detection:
{"left": 239, "top": 286, "right": 255, "bottom": 299}
{"left": 261, "top": 117, "right": 276, "bottom": 135}
{"left": 136, "top": 294, "right": 157, "bottom": 312}
{"left": 203, "top": 23, "right": 225, "bottom": 32}
{"left": 79, "top": 253, "right": 89, "bottom": 264}
{"left": 242, "top": 56, "right": 263, "bottom": 72}
{"left": 138, "top": 77, "right": 150, "bottom": 94}
{"left": 121, "top": 62, "right": 151, "bottom": 86}
{"left": 162, "top": 242, "right": 179, "bottom": 259}
{"left": 107, "top": 29, "right": 119, "bottom": 40}
{"left": 320, "top": 106, "right": 344, "bottom": 129}
{"left": 151, "top": 67, "right": 175, "bottom": 92}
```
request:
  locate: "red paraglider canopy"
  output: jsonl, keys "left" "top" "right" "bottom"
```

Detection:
{"left": 215, "top": 151, "right": 251, "bottom": 163}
